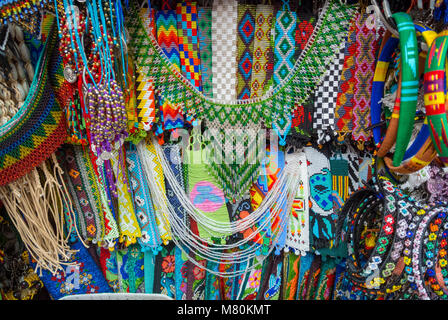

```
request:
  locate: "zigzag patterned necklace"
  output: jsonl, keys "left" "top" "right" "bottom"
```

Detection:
{"left": 128, "top": 0, "right": 356, "bottom": 201}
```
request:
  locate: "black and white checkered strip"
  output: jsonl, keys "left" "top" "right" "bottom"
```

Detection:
{"left": 346, "top": 150, "right": 360, "bottom": 194}
{"left": 313, "top": 45, "right": 346, "bottom": 144}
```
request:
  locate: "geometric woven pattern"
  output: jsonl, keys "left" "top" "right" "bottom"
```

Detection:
{"left": 177, "top": 1, "right": 203, "bottom": 92}
{"left": 273, "top": 9, "right": 297, "bottom": 87}
{"left": 198, "top": 6, "right": 213, "bottom": 97}
{"left": 127, "top": 146, "right": 163, "bottom": 253}
{"left": 335, "top": 14, "right": 358, "bottom": 136}
{"left": 156, "top": 9, "right": 181, "bottom": 71}
{"left": 352, "top": 12, "right": 377, "bottom": 147}
{"left": 110, "top": 150, "right": 142, "bottom": 245}
{"left": 155, "top": 8, "right": 184, "bottom": 131}
{"left": 335, "top": 14, "right": 358, "bottom": 135}
{"left": 60, "top": 145, "right": 105, "bottom": 243}
{"left": 0, "top": 23, "right": 67, "bottom": 186}
{"left": 313, "top": 45, "right": 346, "bottom": 145}
{"left": 135, "top": 72, "right": 156, "bottom": 131}
{"left": 236, "top": 4, "right": 256, "bottom": 100}
{"left": 250, "top": 4, "right": 274, "bottom": 98}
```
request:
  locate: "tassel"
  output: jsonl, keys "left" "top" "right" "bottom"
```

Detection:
{"left": 0, "top": 156, "right": 83, "bottom": 276}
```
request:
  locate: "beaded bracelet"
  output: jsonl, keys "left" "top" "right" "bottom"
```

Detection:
{"left": 349, "top": 197, "right": 385, "bottom": 292}
{"left": 343, "top": 153, "right": 425, "bottom": 296}
{"left": 346, "top": 193, "right": 382, "bottom": 276}
{"left": 334, "top": 185, "right": 376, "bottom": 246}
{"left": 409, "top": 206, "right": 446, "bottom": 299}
{"left": 345, "top": 184, "right": 395, "bottom": 294}
{"left": 347, "top": 177, "right": 415, "bottom": 295}
{"left": 374, "top": 178, "right": 417, "bottom": 294}
{"left": 372, "top": 23, "right": 437, "bottom": 174}
{"left": 434, "top": 215, "right": 448, "bottom": 297}
{"left": 424, "top": 31, "right": 448, "bottom": 166}
{"left": 417, "top": 204, "right": 448, "bottom": 299}
{"left": 422, "top": 208, "right": 448, "bottom": 299}
{"left": 401, "top": 201, "right": 429, "bottom": 299}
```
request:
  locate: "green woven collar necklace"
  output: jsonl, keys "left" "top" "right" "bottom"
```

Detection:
{"left": 127, "top": 0, "right": 357, "bottom": 131}
{"left": 127, "top": 0, "right": 357, "bottom": 202}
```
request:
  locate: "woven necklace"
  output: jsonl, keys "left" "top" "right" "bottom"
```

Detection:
{"left": 335, "top": 11, "right": 358, "bottom": 140}
{"left": 128, "top": 0, "right": 356, "bottom": 202}
{"left": 351, "top": 10, "right": 378, "bottom": 150}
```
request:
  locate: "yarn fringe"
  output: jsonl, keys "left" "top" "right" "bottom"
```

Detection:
{"left": 0, "top": 154, "right": 85, "bottom": 276}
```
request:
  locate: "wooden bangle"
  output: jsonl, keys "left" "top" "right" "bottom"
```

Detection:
{"left": 373, "top": 22, "right": 438, "bottom": 173}
{"left": 391, "top": 12, "right": 420, "bottom": 167}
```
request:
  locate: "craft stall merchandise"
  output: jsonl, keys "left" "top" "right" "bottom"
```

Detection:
{"left": 3, "top": 0, "right": 448, "bottom": 302}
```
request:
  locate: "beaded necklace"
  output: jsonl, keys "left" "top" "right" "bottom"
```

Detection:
{"left": 351, "top": 10, "right": 377, "bottom": 150}
{"left": 138, "top": 135, "right": 301, "bottom": 277}
{"left": 0, "top": 0, "right": 46, "bottom": 34}
{"left": 128, "top": 0, "right": 356, "bottom": 202}
{"left": 236, "top": 3, "right": 256, "bottom": 100}
{"left": 422, "top": 208, "right": 448, "bottom": 299}
{"left": 59, "top": 145, "right": 106, "bottom": 244}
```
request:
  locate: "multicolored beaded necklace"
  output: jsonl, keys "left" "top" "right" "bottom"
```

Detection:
{"left": 128, "top": 0, "right": 356, "bottom": 202}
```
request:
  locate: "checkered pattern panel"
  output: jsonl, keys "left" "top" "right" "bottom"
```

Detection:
{"left": 212, "top": 0, "right": 238, "bottom": 101}
{"left": 313, "top": 45, "right": 346, "bottom": 144}
{"left": 177, "top": 1, "right": 203, "bottom": 92}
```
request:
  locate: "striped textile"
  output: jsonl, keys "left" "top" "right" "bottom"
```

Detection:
{"left": 330, "top": 155, "right": 349, "bottom": 202}
{"left": 156, "top": 9, "right": 181, "bottom": 71}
